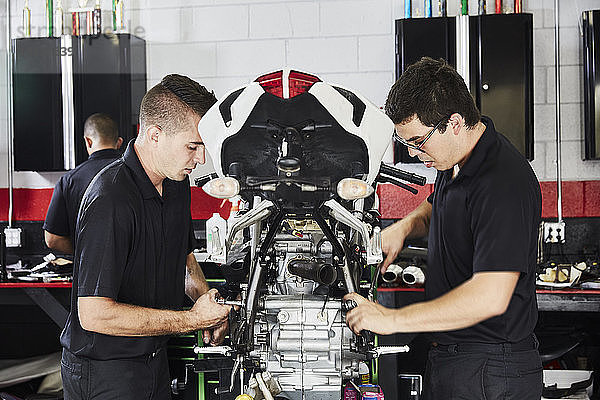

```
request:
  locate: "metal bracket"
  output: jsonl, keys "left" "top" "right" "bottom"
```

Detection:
{"left": 324, "top": 199, "right": 382, "bottom": 265}
{"left": 23, "top": 287, "right": 68, "bottom": 328}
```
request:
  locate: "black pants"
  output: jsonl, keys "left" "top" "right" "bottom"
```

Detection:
{"left": 423, "top": 337, "right": 543, "bottom": 400}
{"left": 61, "top": 348, "right": 171, "bottom": 400}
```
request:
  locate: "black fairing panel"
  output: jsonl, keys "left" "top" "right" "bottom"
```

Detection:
{"left": 220, "top": 91, "right": 369, "bottom": 183}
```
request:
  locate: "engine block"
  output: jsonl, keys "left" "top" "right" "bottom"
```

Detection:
{"left": 250, "top": 295, "right": 363, "bottom": 400}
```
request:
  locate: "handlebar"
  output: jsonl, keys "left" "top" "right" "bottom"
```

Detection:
{"left": 194, "top": 173, "right": 218, "bottom": 188}
{"left": 379, "top": 163, "right": 427, "bottom": 186}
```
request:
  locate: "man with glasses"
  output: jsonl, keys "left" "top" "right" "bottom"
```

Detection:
{"left": 345, "top": 57, "right": 542, "bottom": 399}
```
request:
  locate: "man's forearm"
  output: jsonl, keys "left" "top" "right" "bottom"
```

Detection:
{"left": 44, "top": 231, "right": 73, "bottom": 254}
{"left": 390, "top": 271, "right": 519, "bottom": 333}
{"left": 399, "top": 199, "right": 432, "bottom": 240}
{"left": 185, "top": 253, "right": 210, "bottom": 301}
{"left": 78, "top": 297, "right": 198, "bottom": 336}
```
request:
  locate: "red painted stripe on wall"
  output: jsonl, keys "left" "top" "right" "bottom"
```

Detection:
{"left": 378, "top": 181, "right": 600, "bottom": 219}
{"left": 0, "top": 187, "right": 233, "bottom": 222}
{"left": 0, "top": 188, "right": 54, "bottom": 221}
{"left": 1, "top": 181, "right": 600, "bottom": 222}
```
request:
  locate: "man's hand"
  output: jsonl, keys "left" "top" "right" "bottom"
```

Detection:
{"left": 343, "top": 292, "right": 398, "bottom": 336}
{"left": 381, "top": 223, "right": 408, "bottom": 273}
{"left": 380, "top": 199, "right": 432, "bottom": 273}
{"left": 189, "top": 288, "right": 230, "bottom": 330}
{"left": 203, "top": 319, "right": 229, "bottom": 346}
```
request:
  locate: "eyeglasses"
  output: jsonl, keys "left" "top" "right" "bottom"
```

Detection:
{"left": 393, "top": 118, "right": 447, "bottom": 152}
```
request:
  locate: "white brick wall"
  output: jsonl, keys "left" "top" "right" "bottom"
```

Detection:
{"left": 0, "top": 0, "right": 600, "bottom": 188}
{"left": 287, "top": 36, "right": 358, "bottom": 73}
{"left": 319, "top": 1, "right": 392, "bottom": 36}
{"left": 249, "top": 3, "right": 319, "bottom": 39}
{"left": 217, "top": 39, "right": 286, "bottom": 76}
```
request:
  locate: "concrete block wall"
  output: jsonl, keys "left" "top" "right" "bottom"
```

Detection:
{"left": 0, "top": 0, "right": 599, "bottom": 192}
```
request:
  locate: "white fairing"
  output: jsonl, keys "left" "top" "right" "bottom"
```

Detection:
{"left": 307, "top": 82, "right": 393, "bottom": 184}
{"left": 198, "top": 76, "right": 394, "bottom": 185}
{"left": 194, "top": 70, "right": 397, "bottom": 400}
{"left": 199, "top": 83, "right": 264, "bottom": 179}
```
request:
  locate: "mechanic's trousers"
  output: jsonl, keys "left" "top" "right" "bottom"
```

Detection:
{"left": 422, "top": 335, "right": 543, "bottom": 400}
{"left": 61, "top": 347, "right": 171, "bottom": 400}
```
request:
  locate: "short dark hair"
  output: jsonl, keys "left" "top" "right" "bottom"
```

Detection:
{"left": 84, "top": 113, "right": 119, "bottom": 144}
{"left": 139, "top": 74, "right": 217, "bottom": 133}
{"left": 385, "top": 57, "right": 481, "bottom": 129}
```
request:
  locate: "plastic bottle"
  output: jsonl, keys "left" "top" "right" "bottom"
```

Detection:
{"left": 93, "top": 0, "right": 102, "bottom": 35}
{"left": 228, "top": 197, "right": 244, "bottom": 247}
{"left": 23, "top": 0, "right": 31, "bottom": 37}
{"left": 112, "top": 0, "right": 125, "bottom": 32}
{"left": 359, "top": 361, "right": 370, "bottom": 385}
{"left": 54, "top": 0, "right": 64, "bottom": 36}
{"left": 206, "top": 213, "right": 227, "bottom": 263}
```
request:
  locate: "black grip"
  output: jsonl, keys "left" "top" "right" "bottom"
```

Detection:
{"left": 379, "top": 163, "right": 427, "bottom": 186}
{"left": 194, "top": 173, "right": 218, "bottom": 188}
{"left": 378, "top": 175, "right": 418, "bottom": 195}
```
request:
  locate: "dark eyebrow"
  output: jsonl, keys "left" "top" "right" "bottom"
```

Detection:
{"left": 189, "top": 141, "right": 205, "bottom": 146}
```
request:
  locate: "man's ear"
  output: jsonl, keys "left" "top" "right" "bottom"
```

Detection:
{"left": 146, "top": 126, "right": 161, "bottom": 144}
{"left": 448, "top": 113, "right": 464, "bottom": 136}
{"left": 85, "top": 136, "right": 93, "bottom": 149}
{"left": 116, "top": 137, "right": 124, "bottom": 149}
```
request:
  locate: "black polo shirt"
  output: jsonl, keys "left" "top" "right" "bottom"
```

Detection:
{"left": 426, "top": 116, "right": 541, "bottom": 345}
{"left": 43, "top": 149, "right": 121, "bottom": 241}
{"left": 60, "top": 141, "right": 194, "bottom": 360}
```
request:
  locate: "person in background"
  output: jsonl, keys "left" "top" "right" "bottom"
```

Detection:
{"left": 43, "top": 113, "right": 122, "bottom": 254}
{"left": 60, "top": 75, "right": 231, "bottom": 400}
{"left": 344, "top": 57, "right": 543, "bottom": 399}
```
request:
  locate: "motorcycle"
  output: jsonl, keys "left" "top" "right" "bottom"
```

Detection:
{"left": 183, "top": 69, "right": 427, "bottom": 400}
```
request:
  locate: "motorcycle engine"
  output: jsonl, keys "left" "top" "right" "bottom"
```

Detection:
{"left": 248, "top": 222, "right": 364, "bottom": 400}
{"left": 250, "top": 295, "right": 361, "bottom": 400}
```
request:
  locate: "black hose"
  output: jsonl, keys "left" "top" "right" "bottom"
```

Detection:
{"left": 288, "top": 259, "right": 337, "bottom": 286}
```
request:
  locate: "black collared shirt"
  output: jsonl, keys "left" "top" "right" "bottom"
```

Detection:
{"left": 60, "top": 140, "right": 194, "bottom": 360}
{"left": 426, "top": 116, "right": 541, "bottom": 344}
{"left": 43, "top": 148, "right": 121, "bottom": 241}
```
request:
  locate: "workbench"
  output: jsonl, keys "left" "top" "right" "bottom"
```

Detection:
{"left": 0, "top": 282, "right": 71, "bottom": 328}
{"left": 2, "top": 283, "right": 600, "bottom": 399}
{"left": 376, "top": 287, "right": 600, "bottom": 400}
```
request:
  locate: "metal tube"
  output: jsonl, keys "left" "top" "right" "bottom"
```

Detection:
{"left": 456, "top": 15, "right": 470, "bottom": 88}
{"left": 514, "top": 0, "right": 522, "bottom": 13}
{"left": 382, "top": 264, "right": 404, "bottom": 283}
{"left": 6, "top": 0, "right": 15, "bottom": 228}
{"left": 439, "top": 0, "right": 447, "bottom": 17}
{"left": 46, "top": 0, "right": 53, "bottom": 37}
{"left": 425, "top": 0, "right": 432, "bottom": 17}
{"left": 554, "top": 0, "right": 563, "bottom": 223}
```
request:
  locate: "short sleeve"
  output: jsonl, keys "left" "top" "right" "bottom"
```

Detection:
{"left": 76, "top": 193, "right": 133, "bottom": 299}
{"left": 43, "top": 177, "right": 70, "bottom": 237}
{"left": 469, "top": 181, "right": 535, "bottom": 274}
